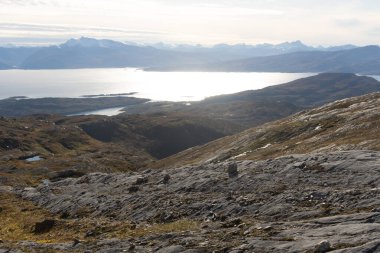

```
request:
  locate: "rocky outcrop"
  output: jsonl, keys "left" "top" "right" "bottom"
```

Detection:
{"left": 14, "top": 150, "right": 380, "bottom": 252}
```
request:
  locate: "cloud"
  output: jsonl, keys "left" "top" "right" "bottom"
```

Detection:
{"left": 368, "top": 27, "right": 380, "bottom": 36}
{"left": 0, "top": 0, "right": 379, "bottom": 46}
{"left": 158, "top": 1, "right": 284, "bottom": 16}
{"left": 0, "top": 0, "right": 53, "bottom": 6}
{"left": 334, "top": 18, "right": 362, "bottom": 27}
{"left": 0, "top": 23, "right": 170, "bottom": 45}
{"left": 0, "top": 23, "right": 167, "bottom": 35}
{"left": 0, "top": 23, "right": 70, "bottom": 32}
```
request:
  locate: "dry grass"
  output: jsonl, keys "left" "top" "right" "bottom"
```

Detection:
{"left": 0, "top": 192, "right": 61, "bottom": 243}
{"left": 0, "top": 192, "right": 200, "bottom": 246}
{"left": 0, "top": 115, "right": 156, "bottom": 181}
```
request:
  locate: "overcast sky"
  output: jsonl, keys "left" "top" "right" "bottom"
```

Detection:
{"left": 0, "top": 0, "right": 379, "bottom": 46}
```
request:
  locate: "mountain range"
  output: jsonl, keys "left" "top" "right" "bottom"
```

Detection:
{"left": 18, "top": 38, "right": 214, "bottom": 69}
{"left": 152, "top": 40, "right": 357, "bottom": 60}
{"left": 175, "top": 45, "right": 380, "bottom": 75}
{"left": 0, "top": 46, "right": 41, "bottom": 68}
{"left": 2, "top": 37, "right": 379, "bottom": 74}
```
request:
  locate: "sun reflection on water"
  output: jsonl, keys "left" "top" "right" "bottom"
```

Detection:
{"left": 0, "top": 68, "right": 315, "bottom": 101}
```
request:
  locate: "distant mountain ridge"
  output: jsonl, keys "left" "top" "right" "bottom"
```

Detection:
{"left": 19, "top": 38, "right": 216, "bottom": 69}
{"left": 0, "top": 47, "right": 41, "bottom": 68}
{"left": 0, "top": 61, "right": 10, "bottom": 69}
{"left": 152, "top": 40, "right": 357, "bottom": 60}
{"left": 152, "top": 45, "right": 380, "bottom": 75}
{"left": 210, "top": 45, "right": 380, "bottom": 74}
{"left": 0, "top": 37, "right": 364, "bottom": 70}
{"left": 62, "top": 37, "right": 126, "bottom": 48}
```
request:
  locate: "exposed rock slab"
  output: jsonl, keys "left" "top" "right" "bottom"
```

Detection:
{"left": 13, "top": 150, "right": 380, "bottom": 252}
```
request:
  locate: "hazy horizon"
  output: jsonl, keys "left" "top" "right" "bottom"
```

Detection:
{"left": 0, "top": 36, "right": 369, "bottom": 48}
{"left": 1, "top": 0, "right": 380, "bottom": 46}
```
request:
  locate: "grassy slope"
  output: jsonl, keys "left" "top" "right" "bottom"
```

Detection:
{"left": 153, "top": 92, "right": 380, "bottom": 168}
{"left": 0, "top": 112, "right": 241, "bottom": 186}
{"left": 0, "top": 115, "right": 154, "bottom": 186}
{"left": 69, "top": 112, "right": 242, "bottom": 159}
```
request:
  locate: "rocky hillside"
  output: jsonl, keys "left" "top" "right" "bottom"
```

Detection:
{"left": 0, "top": 112, "right": 241, "bottom": 186}
{"left": 0, "top": 114, "right": 155, "bottom": 186}
{"left": 1, "top": 86, "right": 380, "bottom": 252}
{"left": 156, "top": 91, "right": 380, "bottom": 168}
{"left": 3, "top": 149, "right": 379, "bottom": 252}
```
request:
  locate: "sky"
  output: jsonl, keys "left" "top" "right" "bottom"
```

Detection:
{"left": 0, "top": 0, "right": 379, "bottom": 46}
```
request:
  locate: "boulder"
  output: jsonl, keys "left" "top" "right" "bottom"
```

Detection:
{"left": 227, "top": 163, "right": 238, "bottom": 178}
{"left": 34, "top": 219, "right": 55, "bottom": 234}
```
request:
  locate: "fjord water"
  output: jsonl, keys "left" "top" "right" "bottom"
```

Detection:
{"left": 69, "top": 107, "right": 126, "bottom": 116}
{"left": 0, "top": 68, "right": 316, "bottom": 101}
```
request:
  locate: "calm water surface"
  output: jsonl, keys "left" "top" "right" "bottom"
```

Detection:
{"left": 0, "top": 68, "right": 316, "bottom": 101}
{"left": 69, "top": 107, "right": 126, "bottom": 116}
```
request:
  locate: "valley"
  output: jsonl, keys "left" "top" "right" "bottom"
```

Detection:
{"left": 0, "top": 73, "right": 380, "bottom": 252}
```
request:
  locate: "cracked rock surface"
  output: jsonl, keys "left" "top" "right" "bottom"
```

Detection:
{"left": 9, "top": 150, "right": 380, "bottom": 252}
